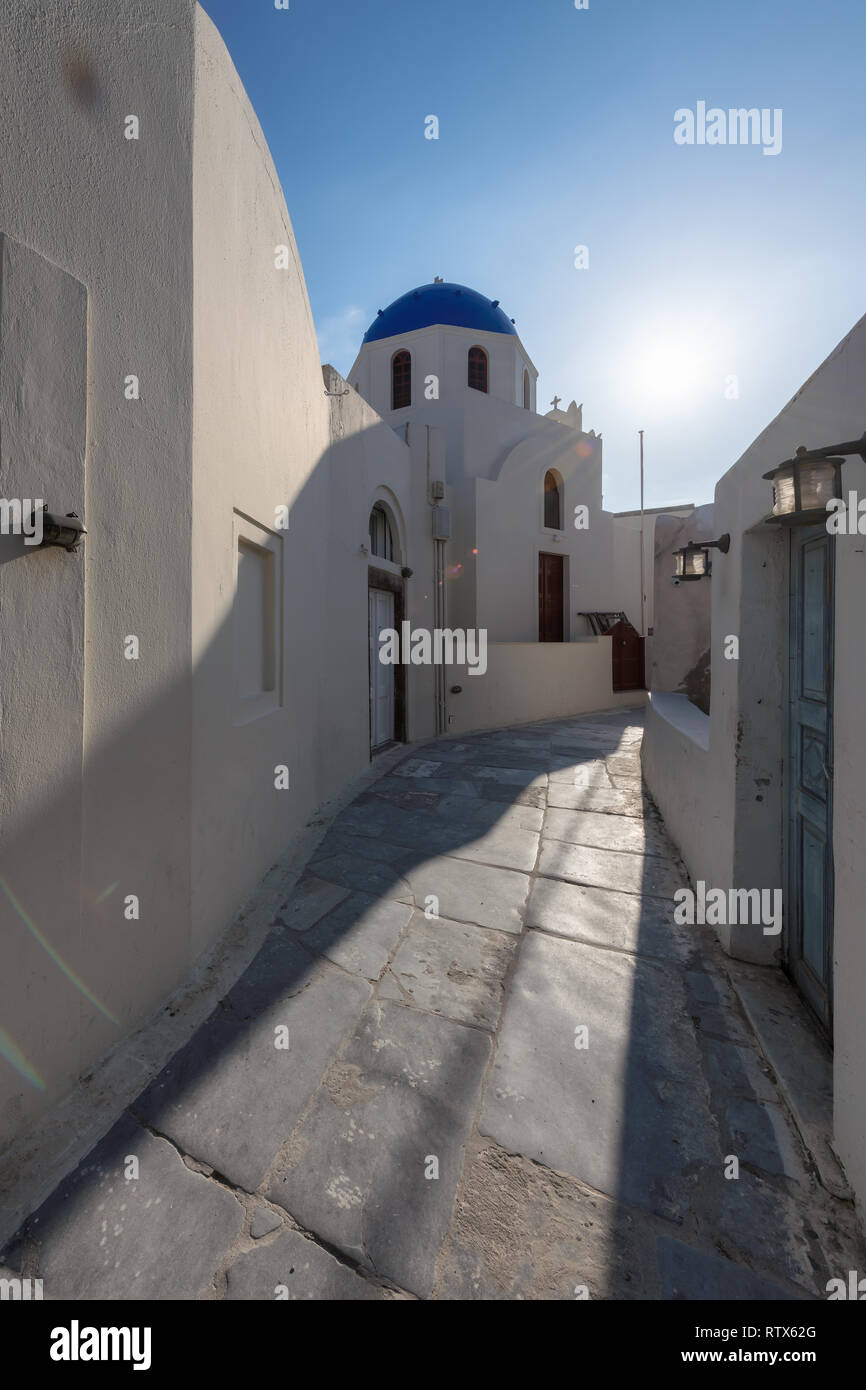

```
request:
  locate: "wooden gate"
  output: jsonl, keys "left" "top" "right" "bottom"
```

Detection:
{"left": 609, "top": 619, "right": 645, "bottom": 691}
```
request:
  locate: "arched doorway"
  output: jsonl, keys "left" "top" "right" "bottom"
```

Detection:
{"left": 367, "top": 498, "right": 406, "bottom": 752}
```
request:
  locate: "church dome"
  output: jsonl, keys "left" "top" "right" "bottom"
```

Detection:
{"left": 362, "top": 282, "right": 518, "bottom": 344}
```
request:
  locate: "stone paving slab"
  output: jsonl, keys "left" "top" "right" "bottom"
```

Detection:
{"left": 724, "top": 1096, "right": 811, "bottom": 1184}
{"left": 331, "top": 805, "right": 539, "bottom": 872}
{"left": 542, "top": 807, "right": 678, "bottom": 859}
{"left": 547, "top": 761, "right": 613, "bottom": 786}
{"left": 606, "top": 756, "right": 642, "bottom": 774}
{"left": 312, "top": 829, "right": 419, "bottom": 867}
{"left": 550, "top": 734, "right": 636, "bottom": 754}
{"left": 19, "top": 1115, "right": 244, "bottom": 1300}
{"left": 224, "top": 1227, "right": 398, "bottom": 1300}
{"left": 340, "top": 795, "right": 543, "bottom": 847}
{"left": 402, "top": 855, "right": 530, "bottom": 932}
{"left": 480, "top": 932, "right": 718, "bottom": 1220}
{"left": 333, "top": 803, "right": 457, "bottom": 856}
{"left": 656, "top": 1235, "right": 800, "bottom": 1300}
{"left": 393, "top": 759, "right": 547, "bottom": 793}
{"left": 545, "top": 783, "right": 648, "bottom": 816}
{"left": 433, "top": 796, "right": 544, "bottom": 834}
{"left": 470, "top": 731, "right": 553, "bottom": 748}
{"left": 290, "top": 892, "right": 413, "bottom": 981}
{"left": 269, "top": 1000, "right": 490, "bottom": 1298}
{"left": 376, "top": 772, "right": 547, "bottom": 805}
{"left": 276, "top": 875, "right": 350, "bottom": 932}
{"left": 727, "top": 962, "right": 850, "bottom": 1198}
{"left": 434, "top": 1137, "right": 662, "bottom": 1300}
{"left": 469, "top": 765, "right": 548, "bottom": 790}
{"left": 718, "top": 1167, "right": 866, "bottom": 1296}
{"left": 443, "top": 820, "right": 540, "bottom": 873}
{"left": 306, "top": 849, "right": 415, "bottom": 902}
{"left": 537, "top": 839, "right": 683, "bottom": 898}
{"left": 358, "top": 782, "right": 442, "bottom": 813}
{"left": 419, "top": 744, "right": 574, "bottom": 775}
{"left": 379, "top": 912, "right": 517, "bottom": 1030}
{"left": 133, "top": 963, "right": 371, "bottom": 1192}
{"left": 691, "top": 1000, "right": 754, "bottom": 1047}
{"left": 526, "top": 877, "right": 694, "bottom": 963}
{"left": 223, "top": 930, "right": 321, "bottom": 1018}
{"left": 701, "top": 1036, "right": 778, "bottom": 1103}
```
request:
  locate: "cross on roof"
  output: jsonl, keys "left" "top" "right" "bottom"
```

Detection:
{"left": 551, "top": 395, "right": 561, "bottom": 410}
{"left": 434, "top": 276, "right": 444, "bottom": 283}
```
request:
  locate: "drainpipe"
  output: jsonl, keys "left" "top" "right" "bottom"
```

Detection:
{"left": 435, "top": 540, "right": 447, "bottom": 734}
{"left": 639, "top": 429, "right": 646, "bottom": 637}
{"left": 428, "top": 424, "right": 447, "bottom": 735}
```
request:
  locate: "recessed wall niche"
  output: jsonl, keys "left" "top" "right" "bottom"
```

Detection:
{"left": 232, "top": 510, "right": 283, "bottom": 725}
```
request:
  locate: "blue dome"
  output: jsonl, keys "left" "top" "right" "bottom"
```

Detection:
{"left": 363, "top": 282, "right": 518, "bottom": 344}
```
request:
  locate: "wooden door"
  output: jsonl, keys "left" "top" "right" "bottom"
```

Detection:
{"left": 610, "top": 619, "right": 645, "bottom": 691}
{"left": 786, "top": 524, "right": 834, "bottom": 1031}
{"left": 369, "top": 588, "right": 395, "bottom": 750}
{"left": 538, "top": 553, "right": 564, "bottom": 642}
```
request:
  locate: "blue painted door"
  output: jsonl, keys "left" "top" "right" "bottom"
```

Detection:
{"left": 786, "top": 524, "right": 834, "bottom": 1031}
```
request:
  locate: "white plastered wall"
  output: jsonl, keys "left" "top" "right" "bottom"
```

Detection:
{"left": 0, "top": 0, "right": 196, "bottom": 1147}
{"left": 641, "top": 312, "right": 866, "bottom": 1212}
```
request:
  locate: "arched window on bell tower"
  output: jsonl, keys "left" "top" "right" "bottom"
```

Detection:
{"left": 391, "top": 350, "right": 411, "bottom": 409}
{"left": 523, "top": 369, "right": 531, "bottom": 409}
{"left": 468, "top": 346, "right": 488, "bottom": 393}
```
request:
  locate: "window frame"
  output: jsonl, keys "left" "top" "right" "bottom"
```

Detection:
{"left": 543, "top": 470, "right": 563, "bottom": 531}
{"left": 391, "top": 349, "right": 412, "bottom": 410}
{"left": 468, "top": 345, "right": 489, "bottom": 394}
{"left": 369, "top": 502, "right": 396, "bottom": 561}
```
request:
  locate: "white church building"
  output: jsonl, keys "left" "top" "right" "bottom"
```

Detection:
{"left": 0, "top": 1, "right": 647, "bottom": 1173}
{"left": 345, "top": 279, "right": 649, "bottom": 747}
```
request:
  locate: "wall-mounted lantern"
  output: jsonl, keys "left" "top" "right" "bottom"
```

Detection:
{"left": 27, "top": 505, "right": 86, "bottom": 552}
{"left": 672, "top": 533, "right": 730, "bottom": 581}
{"left": 763, "top": 434, "right": 866, "bottom": 526}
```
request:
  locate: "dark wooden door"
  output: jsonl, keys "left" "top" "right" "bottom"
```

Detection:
{"left": 538, "top": 553, "right": 564, "bottom": 642}
{"left": 609, "top": 619, "right": 645, "bottom": 691}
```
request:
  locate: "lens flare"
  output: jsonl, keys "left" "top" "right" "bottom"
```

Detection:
{"left": 0, "top": 1025, "right": 45, "bottom": 1090}
{"left": 0, "top": 878, "right": 118, "bottom": 1025}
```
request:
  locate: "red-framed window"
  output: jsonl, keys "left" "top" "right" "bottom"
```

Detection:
{"left": 392, "top": 350, "right": 411, "bottom": 409}
{"left": 468, "top": 346, "right": 488, "bottom": 393}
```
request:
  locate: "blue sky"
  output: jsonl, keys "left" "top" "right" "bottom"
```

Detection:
{"left": 200, "top": 0, "right": 866, "bottom": 511}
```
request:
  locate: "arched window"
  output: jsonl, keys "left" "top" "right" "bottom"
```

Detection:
{"left": 391, "top": 350, "right": 411, "bottom": 410}
{"left": 523, "top": 369, "right": 531, "bottom": 409}
{"left": 468, "top": 346, "right": 488, "bottom": 393}
{"left": 369, "top": 503, "right": 395, "bottom": 561}
{"left": 544, "top": 471, "right": 562, "bottom": 530}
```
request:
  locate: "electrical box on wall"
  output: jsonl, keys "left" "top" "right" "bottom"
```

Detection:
{"left": 432, "top": 505, "right": 451, "bottom": 540}
{"left": 430, "top": 480, "right": 445, "bottom": 501}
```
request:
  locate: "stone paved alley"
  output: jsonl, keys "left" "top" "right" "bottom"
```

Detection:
{"left": 3, "top": 709, "right": 864, "bottom": 1300}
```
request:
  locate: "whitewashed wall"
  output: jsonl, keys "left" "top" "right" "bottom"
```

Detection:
{"left": 445, "top": 642, "right": 646, "bottom": 735}
{"left": 641, "top": 312, "right": 866, "bottom": 1213}
{"left": 0, "top": 0, "right": 196, "bottom": 1149}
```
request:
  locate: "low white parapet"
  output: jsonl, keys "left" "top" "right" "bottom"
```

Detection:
{"left": 647, "top": 690, "right": 710, "bottom": 751}
{"left": 642, "top": 691, "right": 711, "bottom": 886}
{"left": 444, "top": 641, "right": 647, "bottom": 736}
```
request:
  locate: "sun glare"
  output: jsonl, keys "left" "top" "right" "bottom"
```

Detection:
{"left": 628, "top": 322, "right": 715, "bottom": 412}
